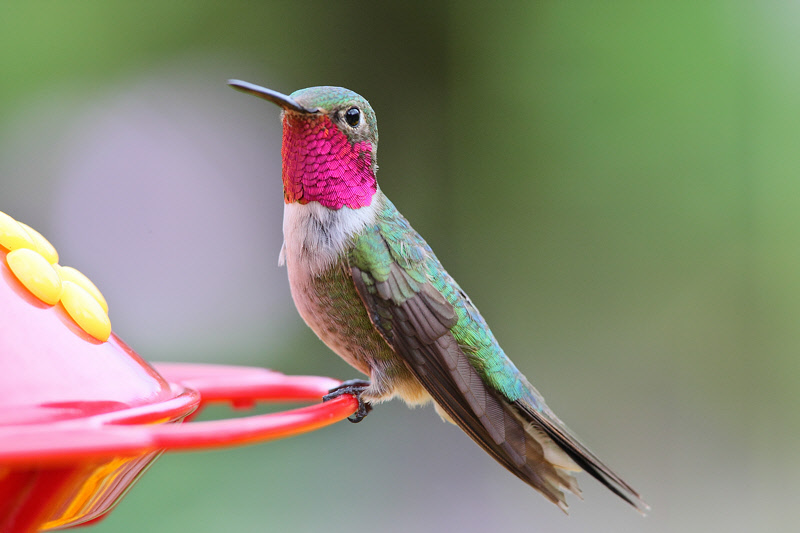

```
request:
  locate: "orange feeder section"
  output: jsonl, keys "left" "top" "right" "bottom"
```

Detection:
{"left": 0, "top": 211, "right": 358, "bottom": 532}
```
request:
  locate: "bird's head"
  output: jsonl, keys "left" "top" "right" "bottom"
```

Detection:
{"left": 229, "top": 80, "right": 378, "bottom": 210}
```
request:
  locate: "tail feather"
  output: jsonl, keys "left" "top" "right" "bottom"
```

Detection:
{"left": 423, "top": 335, "right": 587, "bottom": 510}
{"left": 515, "top": 398, "right": 650, "bottom": 514}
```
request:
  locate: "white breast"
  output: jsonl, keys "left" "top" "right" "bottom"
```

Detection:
{"left": 280, "top": 198, "right": 380, "bottom": 278}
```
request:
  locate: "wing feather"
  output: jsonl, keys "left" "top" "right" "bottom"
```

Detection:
{"left": 351, "top": 263, "right": 577, "bottom": 508}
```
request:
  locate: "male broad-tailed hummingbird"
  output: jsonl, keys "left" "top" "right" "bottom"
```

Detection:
{"left": 229, "top": 79, "right": 647, "bottom": 513}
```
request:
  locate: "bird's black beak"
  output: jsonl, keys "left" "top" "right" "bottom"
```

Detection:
{"left": 227, "top": 79, "right": 318, "bottom": 113}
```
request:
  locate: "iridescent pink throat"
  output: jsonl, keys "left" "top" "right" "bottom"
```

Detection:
{"left": 281, "top": 113, "right": 376, "bottom": 209}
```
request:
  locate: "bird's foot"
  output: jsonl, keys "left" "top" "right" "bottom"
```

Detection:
{"left": 324, "top": 379, "right": 372, "bottom": 423}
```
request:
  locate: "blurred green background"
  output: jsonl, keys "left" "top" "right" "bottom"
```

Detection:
{"left": 2, "top": 1, "right": 799, "bottom": 531}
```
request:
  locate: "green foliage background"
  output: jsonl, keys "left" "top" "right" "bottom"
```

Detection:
{"left": 2, "top": 2, "right": 798, "bottom": 531}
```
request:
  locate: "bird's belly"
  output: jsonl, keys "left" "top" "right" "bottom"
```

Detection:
{"left": 287, "top": 259, "right": 433, "bottom": 406}
{"left": 287, "top": 258, "right": 390, "bottom": 376}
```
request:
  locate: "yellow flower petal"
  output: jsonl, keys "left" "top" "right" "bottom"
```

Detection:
{"left": 56, "top": 265, "right": 109, "bottom": 313}
{"left": 0, "top": 211, "right": 36, "bottom": 252}
{"left": 6, "top": 248, "right": 63, "bottom": 305}
{"left": 18, "top": 221, "right": 59, "bottom": 264}
{"left": 61, "top": 280, "right": 111, "bottom": 342}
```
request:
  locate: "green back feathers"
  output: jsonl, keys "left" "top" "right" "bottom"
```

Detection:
{"left": 349, "top": 195, "right": 535, "bottom": 405}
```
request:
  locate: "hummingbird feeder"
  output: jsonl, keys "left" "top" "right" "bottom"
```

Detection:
{"left": 0, "top": 210, "right": 358, "bottom": 532}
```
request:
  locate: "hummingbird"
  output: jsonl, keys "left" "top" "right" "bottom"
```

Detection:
{"left": 229, "top": 79, "right": 648, "bottom": 513}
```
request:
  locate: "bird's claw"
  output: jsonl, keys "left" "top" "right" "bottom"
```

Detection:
{"left": 324, "top": 379, "right": 372, "bottom": 423}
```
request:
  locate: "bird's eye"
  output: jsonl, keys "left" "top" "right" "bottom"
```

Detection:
{"left": 345, "top": 107, "right": 361, "bottom": 127}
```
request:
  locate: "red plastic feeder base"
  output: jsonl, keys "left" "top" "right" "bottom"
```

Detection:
{"left": 0, "top": 363, "right": 357, "bottom": 532}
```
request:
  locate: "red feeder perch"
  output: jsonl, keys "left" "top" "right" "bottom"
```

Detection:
{"left": 0, "top": 212, "right": 358, "bottom": 532}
